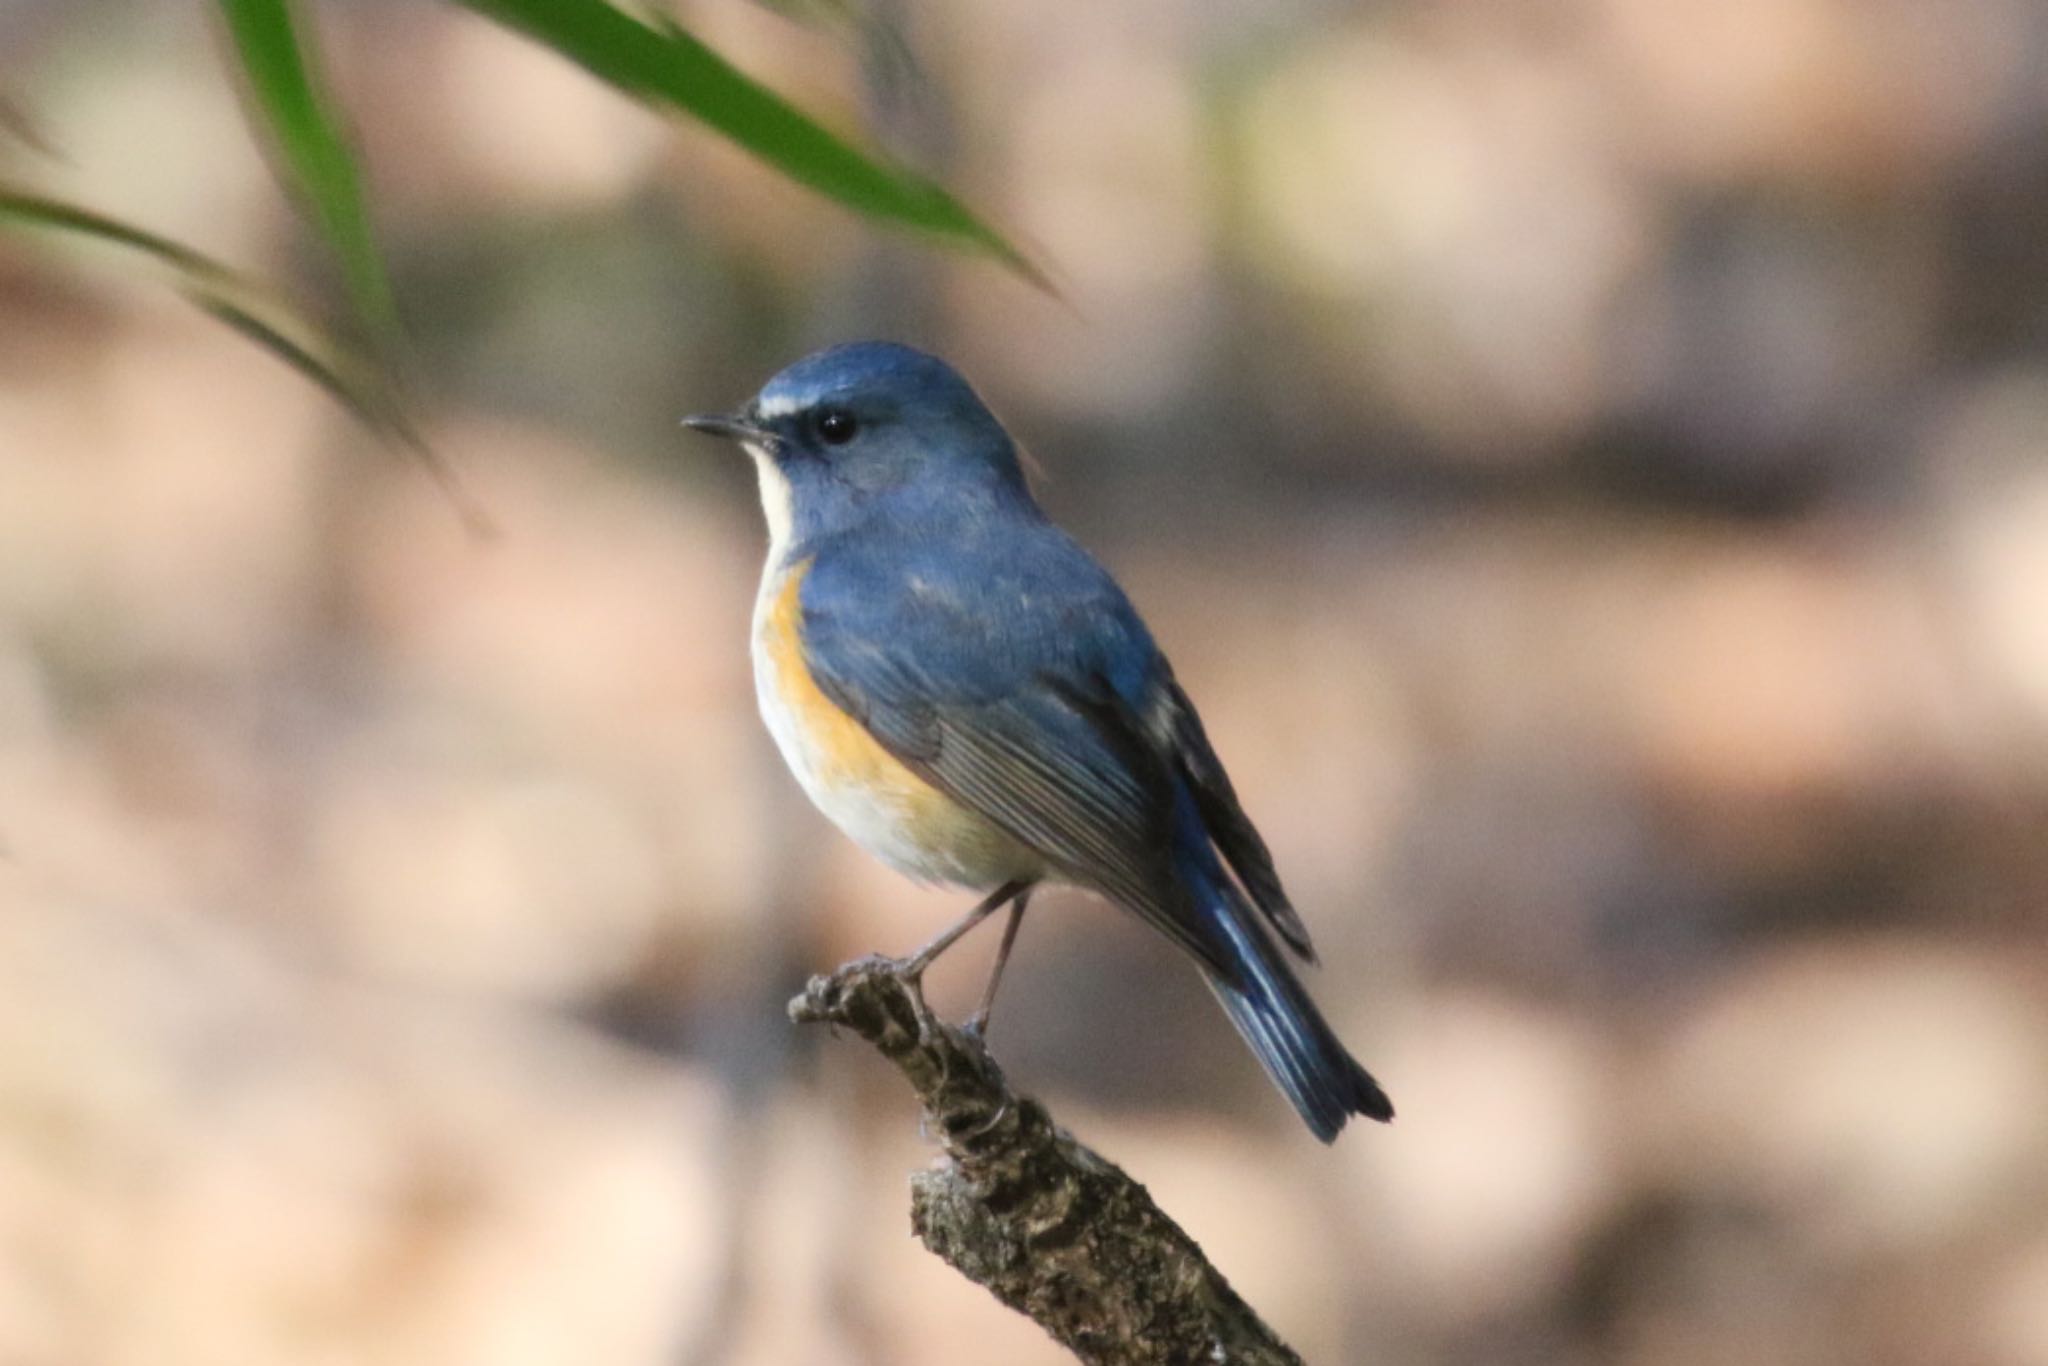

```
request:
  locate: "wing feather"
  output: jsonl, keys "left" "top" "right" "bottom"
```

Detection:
{"left": 1159, "top": 680, "right": 1317, "bottom": 962}
{"left": 799, "top": 544, "right": 1235, "bottom": 975}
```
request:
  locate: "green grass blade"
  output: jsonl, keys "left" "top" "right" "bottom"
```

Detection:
{"left": 217, "top": 0, "right": 400, "bottom": 338}
{"left": 0, "top": 191, "right": 219, "bottom": 276}
{"left": 0, "top": 187, "right": 415, "bottom": 445}
{"left": 458, "top": 0, "right": 1043, "bottom": 285}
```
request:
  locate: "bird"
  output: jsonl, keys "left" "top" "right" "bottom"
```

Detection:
{"left": 685, "top": 341, "right": 1392, "bottom": 1140}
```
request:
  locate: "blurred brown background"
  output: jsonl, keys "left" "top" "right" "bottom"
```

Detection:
{"left": 6, "top": 0, "right": 2048, "bottom": 1362}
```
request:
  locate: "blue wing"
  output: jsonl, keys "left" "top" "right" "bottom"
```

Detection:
{"left": 797, "top": 514, "right": 1309, "bottom": 974}
{"left": 798, "top": 511, "right": 1389, "bottom": 1135}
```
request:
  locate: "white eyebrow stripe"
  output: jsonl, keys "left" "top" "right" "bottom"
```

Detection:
{"left": 753, "top": 393, "right": 802, "bottom": 420}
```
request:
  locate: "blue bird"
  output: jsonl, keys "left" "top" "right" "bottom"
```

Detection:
{"left": 686, "top": 342, "right": 1392, "bottom": 1140}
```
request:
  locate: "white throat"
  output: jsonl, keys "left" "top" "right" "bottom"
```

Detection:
{"left": 747, "top": 441, "right": 795, "bottom": 565}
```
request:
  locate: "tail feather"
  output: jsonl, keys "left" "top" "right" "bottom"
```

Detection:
{"left": 1201, "top": 880, "right": 1393, "bottom": 1142}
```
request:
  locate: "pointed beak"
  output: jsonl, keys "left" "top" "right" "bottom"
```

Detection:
{"left": 682, "top": 412, "right": 772, "bottom": 444}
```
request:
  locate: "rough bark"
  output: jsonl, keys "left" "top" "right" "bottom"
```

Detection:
{"left": 789, "top": 955, "right": 1304, "bottom": 1365}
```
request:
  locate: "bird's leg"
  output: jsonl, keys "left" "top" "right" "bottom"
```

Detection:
{"left": 896, "top": 879, "right": 1033, "bottom": 982}
{"left": 963, "top": 890, "right": 1031, "bottom": 1038}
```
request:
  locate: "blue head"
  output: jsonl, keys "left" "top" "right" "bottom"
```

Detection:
{"left": 685, "top": 342, "right": 1030, "bottom": 549}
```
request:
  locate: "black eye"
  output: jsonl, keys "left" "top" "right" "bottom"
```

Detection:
{"left": 815, "top": 408, "right": 858, "bottom": 445}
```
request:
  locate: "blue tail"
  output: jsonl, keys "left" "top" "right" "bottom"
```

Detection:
{"left": 1197, "top": 874, "right": 1393, "bottom": 1141}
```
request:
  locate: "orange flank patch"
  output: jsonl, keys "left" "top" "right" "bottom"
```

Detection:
{"left": 762, "top": 565, "right": 929, "bottom": 791}
{"left": 756, "top": 562, "right": 1042, "bottom": 885}
{"left": 761, "top": 567, "right": 949, "bottom": 806}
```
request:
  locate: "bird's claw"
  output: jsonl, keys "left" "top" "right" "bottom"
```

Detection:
{"left": 959, "top": 1096, "right": 1011, "bottom": 1142}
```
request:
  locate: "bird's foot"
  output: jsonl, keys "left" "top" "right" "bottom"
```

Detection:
{"left": 870, "top": 954, "right": 947, "bottom": 1046}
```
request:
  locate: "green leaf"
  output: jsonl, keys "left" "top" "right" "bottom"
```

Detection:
{"left": 457, "top": 0, "right": 1044, "bottom": 286}
{"left": 0, "top": 188, "right": 412, "bottom": 446}
{"left": 217, "top": 0, "right": 400, "bottom": 339}
{"left": 0, "top": 186, "right": 494, "bottom": 529}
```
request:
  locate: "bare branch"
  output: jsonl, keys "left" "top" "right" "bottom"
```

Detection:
{"left": 790, "top": 955, "right": 1304, "bottom": 1365}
